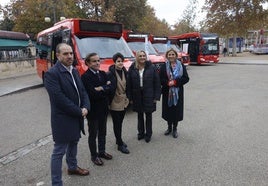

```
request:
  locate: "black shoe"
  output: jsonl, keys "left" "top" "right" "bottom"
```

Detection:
{"left": 98, "top": 152, "right": 113, "bottom": 160}
{"left": 145, "top": 136, "right": 151, "bottom": 143}
{"left": 137, "top": 134, "right": 144, "bottom": 140}
{"left": 164, "top": 128, "right": 172, "bottom": 135}
{"left": 122, "top": 142, "right": 127, "bottom": 147}
{"left": 118, "top": 145, "right": 130, "bottom": 154}
{"left": 116, "top": 141, "right": 128, "bottom": 148}
{"left": 172, "top": 130, "right": 178, "bottom": 138}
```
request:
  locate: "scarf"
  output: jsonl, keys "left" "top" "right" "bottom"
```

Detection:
{"left": 166, "top": 59, "right": 183, "bottom": 107}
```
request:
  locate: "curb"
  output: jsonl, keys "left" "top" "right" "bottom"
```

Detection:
{"left": 0, "top": 83, "right": 43, "bottom": 97}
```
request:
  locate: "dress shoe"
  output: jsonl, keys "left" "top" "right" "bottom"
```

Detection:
{"left": 145, "top": 136, "right": 151, "bottom": 143}
{"left": 164, "top": 128, "right": 172, "bottom": 135}
{"left": 172, "top": 130, "right": 178, "bottom": 138}
{"left": 99, "top": 152, "right": 113, "bottom": 160}
{"left": 91, "top": 157, "right": 103, "bottom": 166}
{"left": 67, "top": 166, "right": 90, "bottom": 176}
{"left": 116, "top": 141, "right": 127, "bottom": 147}
{"left": 137, "top": 134, "right": 144, "bottom": 140}
{"left": 118, "top": 145, "right": 130, "bottom": 154}
{"left": 122, "top": 142, "right": 127, "bottom": 147}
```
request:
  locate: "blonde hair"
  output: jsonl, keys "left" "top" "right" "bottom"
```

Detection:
{"left": 135, "top": 50, "right": 147, "bottom": 69}
{"left": 165, "top": 48, "right": 178, "bottom": 59}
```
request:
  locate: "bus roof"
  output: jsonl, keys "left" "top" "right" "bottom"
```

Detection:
{"left": 151, "top": 36, "right": 168, "bottom": 43}
{"left": 37, "top": 18, "right": 123, "bottom": 39}
{"left": 169, "top": 32, "right": 218, "bottom": 40}
{"left": 123, "top": 30, "right": 151, "bottom": 42}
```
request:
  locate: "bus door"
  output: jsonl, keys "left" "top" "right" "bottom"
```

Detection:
{"left": 51, "top": 29, "right": 71, "bottom": 65}
{"left": 188, "top": 38, "right": 199, "bottom": 63}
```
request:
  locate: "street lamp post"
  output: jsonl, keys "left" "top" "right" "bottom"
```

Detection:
{"left": 44, "top": 0, "right": 65, "bottom": 24}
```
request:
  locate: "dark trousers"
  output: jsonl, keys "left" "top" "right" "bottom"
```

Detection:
{"left": 110, "top": 110, "right": 126, "bottom": 146}
{"left": 137, "top": 112, "right": 152, "bottom": 137}
{"left": 168, "top": 121, "right": 178, "bottom": 130}
{"left": 87, "top": 113, "right": 108, "bottom": 159}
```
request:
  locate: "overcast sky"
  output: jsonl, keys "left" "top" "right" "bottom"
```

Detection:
{"left": 1, "top": 0, "right": 206, "bottom": 26}
{"left": 147, "top": 0, "right": 206, "bottom": 26}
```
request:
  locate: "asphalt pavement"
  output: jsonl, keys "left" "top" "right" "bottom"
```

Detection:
{"left": 0, "top": 52, "right": 267, "bottom": 97}
{"left": 0, "top": 52, "right": 268, "bottom": 186}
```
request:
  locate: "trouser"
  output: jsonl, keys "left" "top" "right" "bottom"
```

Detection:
{"left": 110, "top": 110, "right": 126, "bottom": 146}
{"left": 137, "top": 112, "right": 152, "bottom": 137}
{"left": 87, "top": 113, "right": 108, "bottom": 159}
{"left": 51, "top": 141, "right": 78, "bottom": 186}
{"left": 167, "top": 121, "right": 178, "bottom": 131}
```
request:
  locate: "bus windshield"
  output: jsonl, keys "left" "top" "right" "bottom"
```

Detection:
{"left": 152, "top": 43, "right": 167, "bottom": 53}
{"left": 201, "top": 38, "right": 219, "bottom": 55}
{"left": 75, "top": 36, "right": 134, "bottom": 59}
{"left": 127, "top": 41, "right": 158, "bottom": 55}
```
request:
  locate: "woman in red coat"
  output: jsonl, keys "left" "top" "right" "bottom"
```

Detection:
{"left": 159, "top": 48, "right": 189, "bottom": 138}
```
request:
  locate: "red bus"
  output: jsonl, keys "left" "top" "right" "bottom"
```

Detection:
{"left": 151, "top": 36, "right": 190, "bottom": 65}
{"left": 122, "top": 30, "right": 165, "bottom": 71}
{"left": 36, "top": 18, "right": 135, "bottom": 79}
{"left": 169, "top": 32, "right": 219, "bottom": 64}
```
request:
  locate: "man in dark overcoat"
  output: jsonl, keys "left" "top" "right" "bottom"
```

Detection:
{"left": 44, "top": 43, "right": 90, "bottom": 186}
{"left": 81, "top": 52, "right": 113, "bottom": 166}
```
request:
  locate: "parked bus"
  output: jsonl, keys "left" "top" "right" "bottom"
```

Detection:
{"left": 36, "top": 18, "right": 135, "bottom": 79}
{"left": 170, "top": 32, "right": 219, "bottom": 64}
{"left": 151, "top": 36, "right": 190, "bottom": 65}
{"left": 122, "top": 30, "right": 165, "bottom": 71}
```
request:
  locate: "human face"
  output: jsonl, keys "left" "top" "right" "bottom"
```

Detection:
{"left": 87, "top": 55, "right": 100, "bottom": 71}
{"left": 167, "top": 50, "right": 177, "bottom": 63}
{"left": 136, "top": 51, "right": 146, "bottom": 65}
{"left": 115, "top": 57, "right": 124, "bottom": 70}
{"left": 57, "top": 45, "right": 73, "bottom": 67}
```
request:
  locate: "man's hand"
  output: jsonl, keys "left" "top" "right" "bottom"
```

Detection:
{"left": 81, "top": 108, "right": 88, "bottom": 117}
{"left": 94, "top": 86, "right": 104, "bottom": 91}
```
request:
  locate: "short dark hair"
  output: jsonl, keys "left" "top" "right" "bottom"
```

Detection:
{"left": 85, "top": 52, "right": 98, "bottom": 63}
{"left": 112, "top": 52, "right": 124, "bottom": 63}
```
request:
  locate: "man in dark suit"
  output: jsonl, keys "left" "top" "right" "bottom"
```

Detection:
{"left": 81, "top": 52, "right": 113, "bottom": 166}
{"left": 44, "top": 43, "right": 90, "bottom": 186}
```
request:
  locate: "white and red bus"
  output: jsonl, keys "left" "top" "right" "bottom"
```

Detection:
{"left": 36, "top": 18, "right": 134, "bottom": 79}
{"left": 170, "top": 32, "right": 219, "bottom": 64}
{"left": 122, "top": 30, "right": 165, "bottom": 71}
{"left": 151, "top": 36, "right": 190, "bottom": 65}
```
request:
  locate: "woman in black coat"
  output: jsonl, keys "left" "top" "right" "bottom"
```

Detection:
{"left": 159, "top": 48, "right": 189, "bottom": 138}
{"left": 127, "top": 50, "right": 161, "bottom": 143}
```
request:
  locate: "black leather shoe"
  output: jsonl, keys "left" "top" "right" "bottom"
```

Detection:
{"left": 99, "top": 152, "right": 113, "bottom": 160}
{"left": 116, "top": 141, "right": 127, "bottom": 147}
{"left": 137, "top": 134, "right": 144, "bottom": 140}
{"left": 118, "top": 145, "right": 130, "bottom": 154}
{"left": 91, "top": 157, "right": 103, "bottom": 166}
{"left": 122, "top": 142, "right": 127, "bottom": 147}
{"left": 164, "top": 128, "right": 172, "bottom": 135}
{"left": 172, "top": 130, "right": 178, "bottom": 138}
{"left": 145, "top": 136, "right": 151, "bottom": 143}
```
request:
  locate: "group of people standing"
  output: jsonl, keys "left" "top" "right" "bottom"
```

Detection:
{"left": 44, "top": 43, "right": 189, "bottom": 186}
